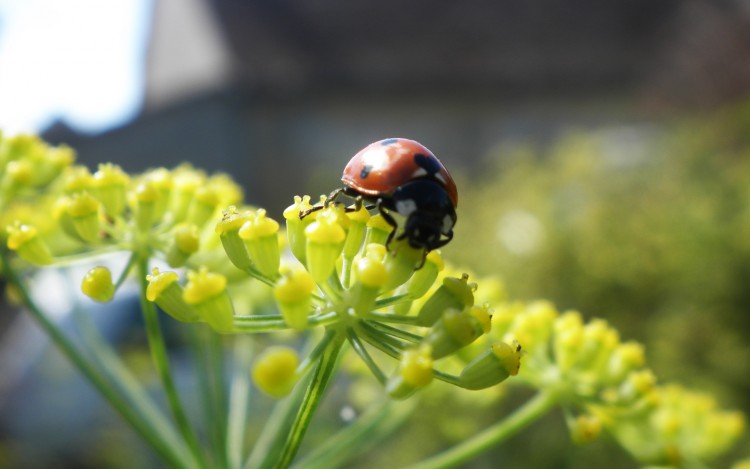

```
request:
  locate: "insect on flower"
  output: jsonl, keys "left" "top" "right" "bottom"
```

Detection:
{"left": 301, "top": 138, "right": 458, "bottom": 255}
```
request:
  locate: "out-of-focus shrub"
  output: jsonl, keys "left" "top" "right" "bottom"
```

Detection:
{"left": 449, "top": 100, "right": 750, "bottom": 419}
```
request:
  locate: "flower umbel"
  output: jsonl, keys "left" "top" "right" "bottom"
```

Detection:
{"left": 2, "top": 132, "right": 745, "bottom": 469}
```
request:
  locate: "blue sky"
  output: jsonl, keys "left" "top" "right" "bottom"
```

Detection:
{"left": 0, "top": 0, "right": 152, "bottom": 135}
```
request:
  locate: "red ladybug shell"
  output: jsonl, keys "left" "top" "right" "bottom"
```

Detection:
{"left": 341, "top": 138, "right": 458, "bottom": 207}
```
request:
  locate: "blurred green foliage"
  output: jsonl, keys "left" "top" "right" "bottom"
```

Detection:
{"left": 449, "top": 100, "right": 750, "bottom": 423}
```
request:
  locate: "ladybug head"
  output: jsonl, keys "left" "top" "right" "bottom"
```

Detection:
{"left": 389, "top": 180, "right": 457, "bottom": 251}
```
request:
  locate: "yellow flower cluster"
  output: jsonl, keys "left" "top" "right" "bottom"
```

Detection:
{"left": 3, "top": 136, "right": 241, "bottom": 270}
{"left": 486, "top": 298, "right": 745, "bottom": 465}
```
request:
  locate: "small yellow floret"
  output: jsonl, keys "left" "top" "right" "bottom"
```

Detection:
{"left": 183, "top": 268, "right": 227, "bottom": 304}
{"left": 492, "top": 341, "right": 522, "bottom": 376}
{"left": 81, "top": 266, "right": 115, "bottom": 302}
{"left": 6, "top": 160, "right": 33, "bottom": 184}
{"left": 66, "top": 192, "right": 100, "bottom": 217}
{"left": 425, "top": 250, "right": 444, "bottom": 271}
{"left": 146, "top": 268, "right": 180, "bottom": 302}
{"left": 353, "top": 255, "right": 387, "bottom": 288}
{"left": 93, "top": 163, "right": 129, "bottom": 186}
{"left": 215, "top": 206, "right": 255, "bottom": 234}
{"left": 174, "top": 224, "right": 200, "bottom": 254}
{"left": 570, "top": 414, "right": 602, "bottom": 444}
{"left": 469, "top": 303, "right": 493, "bottom": 334}
{"left": 6, "top": 222, "right": 38, "bottom": 250}
{"left": 400, "top": 347, "right": 434, "bottom": 387}
{"left": 346, "top": 204, "right": 371, "bottom": 223}
{"left": 283, "top": 195, "right": 314, "bottom": 220}
{"left": 238, "top": 209, "right": 279, "bottom": 240}
{"left": 252, "top": 347, "right": 299, "bottom": 398}
{"left": 274, "top": 269, "right": 316, "bottom": 303}
{"left": 64, "top": 166, "right": 94, "bottom": 192}
{"left": 305, "top": 212, "right": 346, "bottom": 244}
{"left": 367, "top": 213, "right": 392, "bottom": 232}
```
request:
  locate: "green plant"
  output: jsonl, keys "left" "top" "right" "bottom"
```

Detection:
{"left": 0, "top": 131, "right": 746, "bottom": 468}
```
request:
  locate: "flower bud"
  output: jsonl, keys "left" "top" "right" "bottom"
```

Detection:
{"left": 3, "top": 160, "right": 32, "bottom": 192}
{"left": 508, "top": 301, "right": 557, "bottom": 354}
{"left": 349, "top": 244, "right": 387, "bottom": 315}
{"left": 66, "top": 192, "right": 101, "bottom": 242}
{"left": 6, "top": 222, "right": 53, "bottom": 265}
{"left": 343, "top": 204, "right": 370, "bottom": 259}
{"left": 166, "top": 224, "right": 200, "bottom": 267}
{"left": 142, "top": 168, "right": 173, "bottom": 220}
{"left": 553, "top": 310, "right": 584, "bottom": 372}
{"left": 146, "top": 268, "right": 199, "bottom": 322}
{"left": 183, "top": 268, "right": 234, "bottom": 333}
{"left": 274, "top": 268, "right": 316, "bottom": 330}
{"left": 81, "top": 266, "right": 115, "bottom": 302}
{"left": 64, "top": 166, "right": 95, "bottom": 193}
{"left": 187, "top": 186, "right": 220, "bottom": 228}
{"left": 386, "top": 346, "right": 434, "bottom": 400}
{"left": 459, "top": 341, "right": 522, "bottom": 390}
{"left": 619, "top": 369, "right": 656, "bottom": 401}
{"left": 305, "top": 208, "right": 346, "bottom": 284}
{"left": 469, "top": 303, "right": 493, "bottom": 334}
{"left": 576, "top": 319, "right": 619, "bottom": 373}
{"left": 406, "top": 250, "right": 444, "bottom": 298}
{"left": 92, "top": 163, "right": 129, "bottom": 217}
{"left": 422, "top": 308, "right": 484, "bottom": 359}
{"left": 283, "top": 195, "right": 315, "bottom": 264}
{"left": 134, "top": 182, "right": 159, "bottom": 231}
{"left": 239, "top": 209, "right": 281, "bottom": 277}
{"left": 170, "top": 167, "right": 204, "bottom": 223}
{"left": 417, "top": 273, "right": 475, "bottom": 326}
{"left": 569, "top": 414, "right": 602, "bottom": 444}
{"left": 252, "top": 346, "right": 300, "bottom": 398}
{"left": 382, "top": 238, "right": 424, "bottom": 291}
{"left": 216, "top": 206, "right": 255, "bottom": 270}
{"left": 31, "top": 143, "right": 75, "bottom": 187}
{"left": 365, "top": 213, "right": 391, "bottom": 247}
{"left": 606, "top": 341, "right": 645, "bottom": 383}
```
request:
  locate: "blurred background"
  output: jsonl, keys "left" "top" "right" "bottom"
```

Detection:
{"left": 2, "top": 0, "right": 750, "bottom": 467}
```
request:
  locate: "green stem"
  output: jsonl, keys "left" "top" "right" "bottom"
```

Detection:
{"left": 137, "top": 258, "right": 207, "bottom": 469}
{"left": 347, "top": 328, "right": 386, "bottom": 385}
{"left": 357, "top": 325, "right": 401, "bottom": 360}
{"left": 113, "top": 251, "right": 138, "bottom": 289}
{"left": 244, "top": 331, "right": 336, "bottom": 469}
{"left": 373, "top": 294, "right": 411, "bottom": 309}
{"left": 233, "top": 311, "right": 339, "bottom": 333}
{"left": 244, "top": 268, "right": 279, "bottom": 287}
{"left": 71, "top": 301, "right": 189, "bottom": 461}
{"left": 189, "top": 326, "right": 225, "bottom": 468}
{"left": 358, "top": 321, "right": 409, "bottom": 351}
{"left": 273, "top": 329, "right": 346, "bottom": 468}
{"left": 0, "top": 250, "right": 193, "bottom": 468}
{"left": 404, "top": 391, "right": 560, "bottom": 469}
{"left": 365, "top": 320, "right": 422, "bottom": 344}
{"left": 364, "top": 311, "right": 421, "bottom": 325}
{"left": 227, "top": 337, "right": 253, "bottom": 469}
{"left": 291, "top": 399, "right": 416, "bottom": 469}
{"left": 207, "top": 328, "right": 230, "bottom": 469}
{"left": 431, "top": 369, "right": 462, "bottom": 387}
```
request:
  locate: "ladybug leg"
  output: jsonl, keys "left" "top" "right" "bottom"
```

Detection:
{"left": 299, "top": 203, "right": 323, "bottom": 219}
{"left": 343, "top": 195, "right": 366, "bottom": 213}
{"left": 375, "top": 199, "right": 399, "bottom": 249}
{"left": 430, "top": 230, "right": 454, "bottom": 249}
{"left": 299, "top": 187, "right": 346, "bottom": 219}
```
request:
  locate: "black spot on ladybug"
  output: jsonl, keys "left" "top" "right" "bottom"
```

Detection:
{"left": 414, "top": 153, "right": 441, "bottom": 176}
{"left": 360, "top": 164, "right": 373, "bottom": 179}
{"left": 381, "top": 138, "right": 399, "bottom": 145}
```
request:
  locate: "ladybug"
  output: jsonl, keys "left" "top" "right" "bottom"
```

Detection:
{"left": 303, "top": 138, "right": 458, "bottom": 253}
